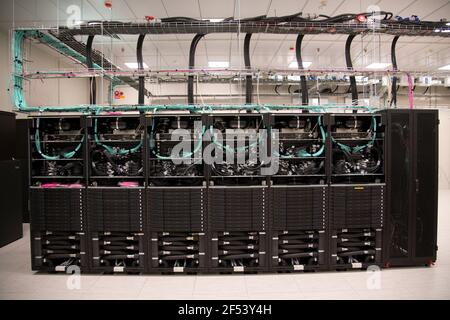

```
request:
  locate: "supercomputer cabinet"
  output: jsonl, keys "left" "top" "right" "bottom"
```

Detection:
{"left": 28, "top": 116, "right": 89, "bottom": 272}
{"left": 328, "top": 112, "right": 385, "bottom": 270}
{"left": 145, "top": 113, "right": 208, "bottom": 273}
{"left": 384, "top": 109, "right": 439, "bottom": 267}
{"left": 268, "top": 113, "right": 328, "bottom": 272}
{"left": 207, "top": 113, "right": 270, "bottom": 273}
{"left": 86, "top": 114, "right": 146, "bottom": 273}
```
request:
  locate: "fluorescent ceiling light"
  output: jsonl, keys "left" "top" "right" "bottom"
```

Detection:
{"left": 124, "top": 62, "right": 148, "bottom": 69}
{"left": 208, "top": 61, "right": 229, "bottom": 68}
{"left": 366, "top": 62, "right": 391, "bottom": 69}
{"left": 355, "top": 76, "right": 368, "bottom": 83}
{"left": 288, "top": 61, "right": 312, "bottom": 68}
{"left": 439, "top": 64, "right": 450, "bottom": 70}
{"left": 287, "top": 75, "right": 301, "bottom": 81}
{"left": 204, "top": 18, "right": 223, "bottom": 22}
{"left": 269, "top": 75, "right": 284, "bottom": 81}
{"left": 447, "top": 22, "right": 450, "bottom": 26}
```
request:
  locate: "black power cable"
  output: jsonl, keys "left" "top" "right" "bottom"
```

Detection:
{"left": 345, "top": 35, "right": 358, "bottom": 105}
{"left": 295, "top": 34, "right": 308, "bottom": 105}
{"left": 188, "top": 34, "right": 205, "bottom": 104}
{"left": 244, "top": 33, "right": 253, "bottom": 104}
{"left": 86, "top": 35, "right": 96, "bottom": 105}
{"left": 390, "top": 36, "right": 399, "bottom": 107}
{"left": 137, "top": 34, "right": 146, "bottom": 105}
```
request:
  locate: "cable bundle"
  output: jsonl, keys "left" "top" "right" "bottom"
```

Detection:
{"left": 42, "top": 232, "right": 81, "bottom": 267}
{"left": 277, "top": 231, "right": 319, "bottom": 266}
{"left": 336, "top": 228, "right": 376, "bottom": 264}
{"left": 91, "top": 148, "right": 143, "bottom": 177}
{"left": 157, "top": 232, "right": 200, "bottom": 268}
{"left": 99, "top": 232, "right": 140, "bottom": 267}
{"left": 218, "top": 232, "right": 260, "bottom": 268}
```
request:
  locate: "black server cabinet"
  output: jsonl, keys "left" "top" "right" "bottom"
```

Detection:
{"left": 28, "top": 116, "right": 89, "bottom": 272}
{"left": 384, "top": 109, "right": 438, "bottom": 267}
{"left": 0, "top": 111, "right": 23, "bottom": 247}
{"left": 268, "top": 113, "right": 328, "bottom": 272}
{"left": 208, "top": 186, "right": 268, "bottom": 273}
{"left": 328, "top": 112, "right": 385, "bottom": 270}
{"left": 145, "top": 113, "right": 207, "bottom": 273}
{"left": 0, "top": 160, "right": 24, "bottom": 247}
{"left": 16, "top": 119, "right": 31, "bottom": 223}
{"left": 206, "top": 113, "right": 270, "bottom": 273}
{"left": 86, "top": 114, "right": 146, "bottom": 273}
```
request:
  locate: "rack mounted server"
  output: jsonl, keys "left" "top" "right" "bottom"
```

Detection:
{"left": 27, "top": 109, "right": 438, "bottom": 273}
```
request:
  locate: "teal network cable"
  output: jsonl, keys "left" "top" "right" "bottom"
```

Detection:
{"left": 331, "top": 116, "right": 378, "bottom": 155}
{"left": 209, "top": 126, "right": 263, "bottom": 154}
{"left": 34, "top": 118, "right": 84, "bottom": 160}
{"left": 93, "top": 116, "right": 143, "bottom": 155}
{"left": 274, "top": 116, "right": 326, "bottom": 159}
{"left": 149, "top": 117, "right": 206, "bottom": 160}
{"left": 209, "top": 114, "right": 266, "bottom": 154}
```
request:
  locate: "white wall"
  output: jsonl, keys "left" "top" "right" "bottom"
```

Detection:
{"left": 439, "top": 109, "right": 450, "bottom": 189}
{"left": 23, "top": 41, "right": 112, "bottom": 108}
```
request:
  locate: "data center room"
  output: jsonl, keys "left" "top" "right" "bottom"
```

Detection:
{"left": 0, "top": 0, "right": 449, "bottom": 300}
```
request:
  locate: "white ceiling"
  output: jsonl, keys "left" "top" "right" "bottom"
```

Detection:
{"left": 1, "top": 0, "right": 449, "bottom": 71}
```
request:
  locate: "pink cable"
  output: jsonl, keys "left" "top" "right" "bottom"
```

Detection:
{"left": 41, "top": 183, "right": 62, "bottom": 188}
{"left": 67, "top": 184, "right": 83, "bottom": 188}
{"left": 407, "top": 73, "right": 414, "bottom": 110}
{"left": 118, "top": 181, "right": 139, "bottom": 187}
{"left": 41, "top": 183, "right": 83, "bottom": 188}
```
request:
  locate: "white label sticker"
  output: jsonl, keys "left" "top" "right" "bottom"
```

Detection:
{"left": 113, "top": 266, "right": 125, "bottom": 272}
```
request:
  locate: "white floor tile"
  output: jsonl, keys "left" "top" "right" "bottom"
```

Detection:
{"left": 293, "top": 273, "right": 354, "bottom": 293}
{"left": 245, "top": 274, "right": 300, "bottom": 294}
{"left": 193, "top": 275, "right": 247, "bottom": 295}
{"left": 302, "top": 290, "right": 359, "bottom": 300}
{"left": 248, "top": 292, "right": 305, "bottom": 300}
{"left": 87, "top": 275, "right": 146, "bottom": 295}
{"left": 139, "top": 292, "right": 194, "bottom": 300}
{"left": 192, "top": 292, "right": 249, "bottom": 300}
{"left": 140, "top": 276, "right": 196, "bottom": 295}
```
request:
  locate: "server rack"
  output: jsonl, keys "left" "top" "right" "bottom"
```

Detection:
{"left": 0, "top": 111, "right": 23, "bottom": 248}
{"left": 384, "top": 109, "right": 439, "bottom": 267}
{"left": 328, "top": 112, "right": 385, "bottom": 270}
{"left": 28, "top": 116, "right": 88, "bottom": 272}
{"left": 86, "top": 114, "right": 146, "bottom": 273}
{"left": 26, "top": 109, "right": 438, "bottom": 274}
{"left": 207, "top": 113, "right": 270, "bottom": 273}
{"left": 268, "top": 113, "right": 328, "bottom": 272}
{"left": 146, "top": 113, "right": 208, "bottom": 273}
